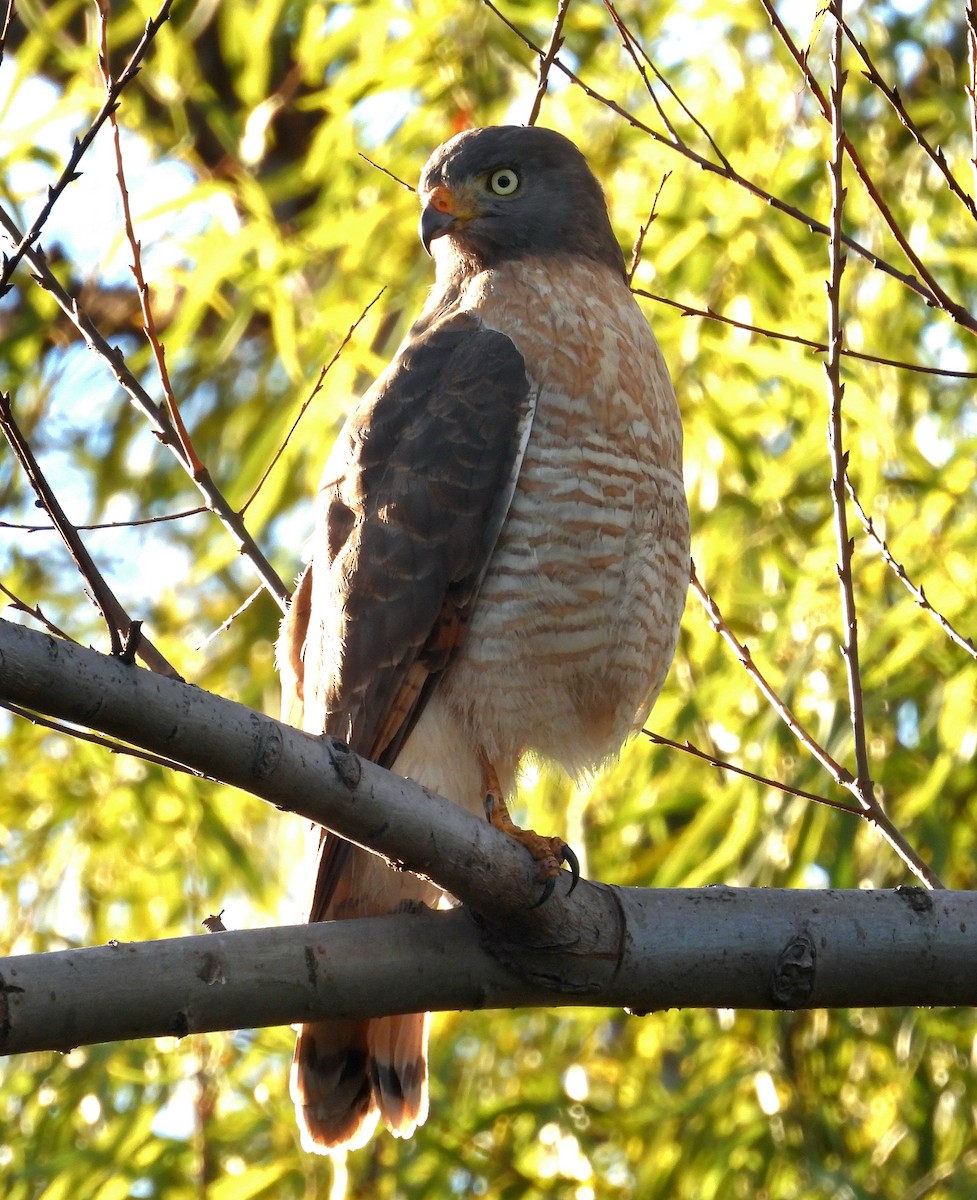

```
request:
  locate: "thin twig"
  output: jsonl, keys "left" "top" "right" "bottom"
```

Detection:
{"left": 240, "top": 289, "right": 386, "bottom": 514}
{"left": 358, "top": 154, "right": 414, "bottom": 193}
{"left": 477, "top": 0, "right": 953, "bottom": 319}
{"left": 824, "top": 5, "right": 874, "bottom": 806}
{"left": 0, "top": 580, "right": 74, "bottom": 641}
{"left": 0, "top": 0, "right": 175, "bottom": 299}
{"left": 626, "top": 173, "right": 671, "bottom": 286}
{"left": 0, "top": 205, "right": 290, "bottom": 612}
{"left": 0, "top": 700, "right": 207, "bottom": 778}
{"left": 602, "top": 0, "right": 732, "bottom": 170}
{"left": 690, "top": 561, "right": 943, "bottom": 888}
{"left": 690, "top": 561, "right": 851, "bottom": 786}
{"left": 838, "top": 11, "right": 977, "bottom": 221}
{"left": 968, "top": 1, "right": 977, "bottom": 198}
{"left": 0, "top": 391, "right": 179, "bottom": 677}
{"left": 759, "top": 0, "right": 977, "bottom": 335}
{"left": 632, "top": 288, "right": 977, "bottom": 378}
{"left": 846, "top": 477, "right": 977, "bottom": 662}
{"left": 527, "top": 0, "right": 572, "bottom": 126}
{"left": 640, "top": 728, "right": 861, "bottom": 815}
{"left": 0, "top": 0, "right": 15, "bottom": 66}
{"left": 603, "top": 0, "right": 681, "bottom": 147}
{"left": 96, "top": 0, "right": 203, "bottom": 479}
{"left": 195, "top": 586, "right": 263, "bottom": 652}
{"left": 0, "top": 506, "right": 207, "bottom": 533}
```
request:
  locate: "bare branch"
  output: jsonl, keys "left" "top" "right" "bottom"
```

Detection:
{"left": 690, "top": 562, "right": 850, "bottom": 786}
{"left": 760, "top": 0, "right": 977, "bottom": 335}
{"left": 602, "top": 0, "right": 732, "bottom": 169}
{"left": 526, "top": 0, "right": 571, "bottom": 126}
{"left": 358, "top": 153, "right": 415, "bottom": 193}
{"left": 838, "top": 11, "right": 977, "bottom": 221}
{"left": 5, "top": 889, "right": 977, "bottom": 1055}
{"left": 0, "top": 207, "right": 291, "bottom": 612}
{"left": 0, "top": 580, "right": 73, "bottom": 641}
{"left": 626, "top": 173, "right": 671, "bottom": 286}
{"left": 0, "top": 0, "right": 15, "bottom": 66}
{"left": 478, "top": 0, "right": 953, "bottom": 315}
{"left": 240, "top": 289, "right": 386, "bottom": 515}
{"left": 633, "top": 288, "right": 977, "bottom": 379}
{"left": 0, "top": 506, "right": 207, "bottom": 533}
{"left": 640, "top": 728, "right": 861, "bottom": 815}
{"left": 846, "top": 478, "right": 977, "bottom": 662}
{"left": 0, "top": 699, "right": 207, "bottom": 778}
{"left": 824, "top": 3, "right": 874, "bottom": 805}
{"left": 96, "top": 2, "right": 203, "bottom": 481}
{"left": 690, "top": 562, "right": 943, "bottom": 889}
{"left": 0, "top": 392, "right": 179, "bottom": 677}
{"left": 968, "top": 1, "right": 977, "bottom": 197}
{"left": 0, "top": 0, "right": 175, "bottom": 298}
{"left": 0, "top": 617, "right": 582, "bottom": 923}
{"left": 195, "top": 585, "right": 263, "bottom": 652}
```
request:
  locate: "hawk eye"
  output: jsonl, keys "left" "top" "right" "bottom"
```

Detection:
{"left": 488, "top": 168, "right": 520, "bottom": 196}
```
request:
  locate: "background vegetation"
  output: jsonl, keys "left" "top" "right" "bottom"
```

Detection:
{"left": 1, "top": 0, "right": 976, "bottom": 1195}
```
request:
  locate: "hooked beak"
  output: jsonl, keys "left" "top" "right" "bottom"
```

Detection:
{"left": 418, "top": 184, "right": 480, "bottom": 255}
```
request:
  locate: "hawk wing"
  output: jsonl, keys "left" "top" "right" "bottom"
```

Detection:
{"left": 280, "top": 310, "right": 533, "bottom": 916}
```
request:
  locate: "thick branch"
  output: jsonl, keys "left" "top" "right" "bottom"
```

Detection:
{"left": 0, "top": 620, "right": 968, "bottom": 1055}
{"left": 0, "top": 617, "right": 583, "bottom": 931}
{"left": 3, "top": 887, "right": 974, "bottom": 1056}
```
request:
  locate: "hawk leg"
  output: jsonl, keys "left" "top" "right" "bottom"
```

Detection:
{"left": 479, "top": 751, "right": 580, "bottom": 904}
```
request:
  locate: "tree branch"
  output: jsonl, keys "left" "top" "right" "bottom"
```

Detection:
{"left": 97, "top": 0, "right": 203, "bottom": 481}
{"left": 0, "top": 617, "right": 581, "bottom": 927}
{"left": 3, "top": 887, "right": 975, "bottom": 1056}
{"left": 239, "top": 289, "right": 385, "bottom": 516}
{"left": 478, "top": 0, "right": 954, "bottom": 316}
{"left": 824, "top": 4, "right": 874, "bottom": 807}
{"left": 838, "top": 10, "right": 977, "bottom": 222}
{"left": 760, "top": 0, "right": 977, "bottom": 334}
{"left": 845, "top": 477, "right": 977, "bottom": 662}
{"left": 0, "top": 205, "right": 291, "bottom": 613}
{"left": 690, "top": 563, "right": 943, "bottom": 889}
{"left": 0, "top": 0, "right": 15, "bottom": 66}
{"left": 640, "top": 728, "right": 860, "bottom": 814}
{"left": 968, "top": 0, "right": 977, "bottom": 198}
{"left": 632, "top": 287, "right": 977, "bottom": 379}
{"left": 526, "top": 0, "right": 570, "bottom": 126}
{"left": 0, "top": 392, "right": 179, "bottom": 676}
{"left": 0, "top": 0, "right": 175, "bottom": 298}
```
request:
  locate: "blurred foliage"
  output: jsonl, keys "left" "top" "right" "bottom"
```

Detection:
{"left": 1, "top": 0, "right": 977, "bottom": 1196}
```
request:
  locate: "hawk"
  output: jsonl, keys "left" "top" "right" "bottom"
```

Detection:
{"left": 279, "top": 125, "right": 690, "bottom": 1154}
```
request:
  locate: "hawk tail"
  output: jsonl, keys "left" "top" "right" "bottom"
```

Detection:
{"left": 291, "top": 1013, "right": 430, "bottom": 1155}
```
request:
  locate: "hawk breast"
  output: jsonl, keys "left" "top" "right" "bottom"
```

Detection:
{"left": 439, "top": 256, "right": 690, "bottom": 775}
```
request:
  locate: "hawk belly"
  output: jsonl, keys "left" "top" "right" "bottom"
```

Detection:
{"left": 438, "top": 256, "right": 690, "bottom": 778}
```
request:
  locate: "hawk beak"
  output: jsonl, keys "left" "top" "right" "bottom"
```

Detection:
{"left": 419, "top": 184, "right": 479, "bottom": 255}
{"left": 419, "top": 202, "right": 456, "bottom": 255}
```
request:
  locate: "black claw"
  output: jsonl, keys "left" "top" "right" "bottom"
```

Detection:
{"left": 483, "top": 794, "right": 495, "bottom": 822}
{"left": 530, "top": 875, "right": 557, "bottom": 909}
{"left": 561, "top": 843, "right": 580, "bottom": 894}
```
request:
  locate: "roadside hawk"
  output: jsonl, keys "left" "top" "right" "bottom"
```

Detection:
{"left": 279, "top": 125, "right": 690, "bottom": 1154}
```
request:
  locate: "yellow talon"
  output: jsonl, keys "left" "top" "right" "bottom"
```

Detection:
{"left": 480, "top": 750, "right": 580, "bottom": 901}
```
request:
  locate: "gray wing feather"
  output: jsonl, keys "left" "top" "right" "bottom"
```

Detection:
{"left": 284, "top": 310, "right": 532, "bottom": 769}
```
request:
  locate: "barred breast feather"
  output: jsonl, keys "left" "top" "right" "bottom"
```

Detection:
{"left": 439, "top": 255, "right": 690, "bottom": 776}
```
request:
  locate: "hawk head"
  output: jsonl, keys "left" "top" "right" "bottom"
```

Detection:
{"left": 417, "top": 126, "right": 626, "bottom": 279}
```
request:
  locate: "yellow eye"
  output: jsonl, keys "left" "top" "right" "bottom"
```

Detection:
{"left": 488, "top": 168, "right": 519, "bottom": 196}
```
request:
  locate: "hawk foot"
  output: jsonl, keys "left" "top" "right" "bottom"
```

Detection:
{"left": 483, "top": 791, "right": 580, "bottom": 905}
